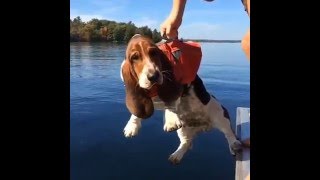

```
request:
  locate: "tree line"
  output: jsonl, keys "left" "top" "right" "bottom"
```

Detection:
{"left": 70, "top": 16, "right": 162, "bottom": 43}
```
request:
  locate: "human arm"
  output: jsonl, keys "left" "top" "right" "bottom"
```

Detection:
{"left": 160, "top": 0, "right": 187, "bottom": 39}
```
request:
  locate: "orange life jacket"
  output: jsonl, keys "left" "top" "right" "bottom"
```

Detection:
{"left": 158, "top": 39, "right": 202, "bottom": 84}
{"left": 147, "top": 39, "right": 202, "bottom": 98}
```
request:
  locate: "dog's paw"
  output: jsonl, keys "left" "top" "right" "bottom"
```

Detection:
{"left": 229, "top": 140, "right": 243, "bottom": 155}
{"left": 123, "top": 121, "right": 141, "bottom": 138}
{"left": 163, "top": 119, "right": 182, "bottom": 132}
{"left": 168, "top": 151, "right": 184, "bottom": 165}
{"left": 176, "top": 120, "right": 182, "bottom": 129}
{"left": 164, "top": 109, "right": 182, "bottom": 132}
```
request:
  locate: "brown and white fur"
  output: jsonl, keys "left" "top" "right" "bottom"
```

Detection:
{"left": 120, "top": 34, "right": 242, "bottom": 164}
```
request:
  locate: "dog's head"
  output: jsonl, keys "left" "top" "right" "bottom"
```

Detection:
{"left": 125, "top": 34, "right": 164, "bottom": 89}
{"left": 121, "top": 34, "right": 183, "bottom": 118}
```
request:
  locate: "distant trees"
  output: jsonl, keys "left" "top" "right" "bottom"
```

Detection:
{"left": 70, "top": 16, "right": 162, "bottom": 43}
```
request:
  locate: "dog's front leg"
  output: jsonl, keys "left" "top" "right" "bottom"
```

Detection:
{"left": 163, "top": 109, "right": 182, "bottom": 132}
{"left": 163, "top": 99, "right": 182, "bottom": 132}
{"left": 168, "top": 127, "right": 197, "bottom": 164}
{"left": 123, "top": 114, "right": 142, "bottom": 138}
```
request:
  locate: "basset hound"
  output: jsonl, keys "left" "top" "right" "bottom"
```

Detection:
{"left": 120, "top": 34, "right": 242, "bottom": 164}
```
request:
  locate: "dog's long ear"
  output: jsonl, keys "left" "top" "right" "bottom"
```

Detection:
{"left": 156, "top": 49, "right": 183, "bottom": 104}
{"left": 121, "top": 60, "right": 154, "bottom": 119}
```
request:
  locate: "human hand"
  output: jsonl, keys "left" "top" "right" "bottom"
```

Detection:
{"left": 160, "top": 16, "right": 182, "bottom": 39}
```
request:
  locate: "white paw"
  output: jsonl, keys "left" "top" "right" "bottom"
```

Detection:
{"left": 229, "top": 140, "right": 243, "bottom": 155}
{"left": 163, "top": 120, "right": 182, "bottom": 132}
{"left": 176, "top": 120, "right": 182, "bottom": 129}
{"left": 164, "top": 109, "right": 182, "bottom": 132}
{"left": 123, "top": 121, "right": 141, "bottom": 138}
{"left": 168, "top": 151, "right": 185, "bottom": 165}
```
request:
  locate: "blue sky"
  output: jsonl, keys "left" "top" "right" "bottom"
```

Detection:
{"left": 70, "top": 0, "right": 249, "bottom": 40}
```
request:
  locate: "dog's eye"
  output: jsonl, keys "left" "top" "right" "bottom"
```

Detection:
{"left": 131, "top": 53, "right": 139, "bottom": 61}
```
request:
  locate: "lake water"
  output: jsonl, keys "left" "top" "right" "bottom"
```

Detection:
{"left": 70, "top": 42, "right": 250, "bottom": 180}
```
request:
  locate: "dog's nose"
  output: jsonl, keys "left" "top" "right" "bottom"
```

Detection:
{"left": 147, "top": 71, "right": 160, "bottom": 83}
